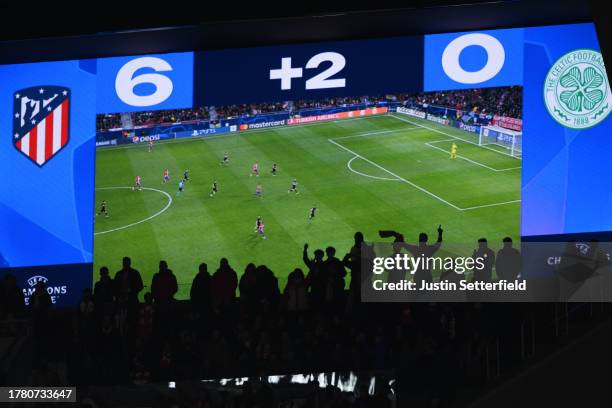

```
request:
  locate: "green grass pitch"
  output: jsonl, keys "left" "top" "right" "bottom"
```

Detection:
{"left": 93, "top": 114, "right": 521, "bottom": 298}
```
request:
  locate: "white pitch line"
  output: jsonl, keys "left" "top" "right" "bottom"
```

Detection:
{"left": 427, "top": 139, "right": 456, "bottom": 144}
{"left": 461, "top": 199, "right": 521, "bottom": 211}
{"left": 94, "top": 187, "right": 173, "bottom": 235}
{"left": 333, "top": 127, "right": 420, "bottom": 140}
{"left": 424, "top": 141, "right": 499, "bottom": 171}
{"left": 426, "top": 139, "right": 522, "bottom": 172}
{"left": 98, "top": 115, "right": 391, "bottom": 152}
{"left": 328, "top": 138, "right": 462, "bottom": 210}
{"left": 331, "top": 137, "right": 520, "bottom": 212}
{"left": 391, "top": 114, "right": 522, "bottom": 160}
{"left": 347, "top": 156, "right": 399, "bottom": 181}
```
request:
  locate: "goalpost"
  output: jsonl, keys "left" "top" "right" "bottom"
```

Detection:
{"left": 478, "top": 125, "right": 522, "bottom": 158}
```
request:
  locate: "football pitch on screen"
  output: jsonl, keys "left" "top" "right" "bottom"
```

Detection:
{"left": 93, "top": 114, "right": 521, "bottom": 298}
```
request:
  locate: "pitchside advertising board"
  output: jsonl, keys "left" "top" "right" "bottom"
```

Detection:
{"left": 0, "top": 23, "right": 610, "bottom": 305}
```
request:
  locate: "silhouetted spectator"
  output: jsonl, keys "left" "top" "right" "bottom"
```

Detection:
{"left": 256, "top": 265, "right": 280, "bottom": 308}
{"left": 283, "top": 268, "right": 309, "bottom": 312}
{"left": 343, "top": 232, "right": 376, "bottom": 303}
{"left": 472, "top": 238, "right": 495, "bottom": 282}
{"left": 239, "top": 263, "right": 257, "bottom": 307}
{"left": 403, "top": 225, "right": 443, "bottom": 286}
{"left": 303, "top": 243, "right": 327, "bottom": 309}
{"left": 495, "top": 237, "right": 522, "bottom": 280}
{"left": 151, "top": 261, "right": 178, "bottom": 338}
{"left": 212, "top": 258, "right": 238, "bottom": 309}
{"left": 387, "top": 241, "right": 407, "bottom": 285}
{"left": 323, "top": 247, "right": 347, "bottom": 308}
{"left": 151, "top": 260, "right": 178, "bottom": 303}
{"left": 30, "top": 280, "right": 52, "bottom": 315}
{"left": 30, "top": 280, "right": 52, "bottom": 363}
{"left": 93, "top": 266, "right": 114, "bottom": 315}
{"left": 113, "top": 257, "right": 144, "bottom": 310}
{"left": 190, "top": 262, "right": 212, "bottom": 317}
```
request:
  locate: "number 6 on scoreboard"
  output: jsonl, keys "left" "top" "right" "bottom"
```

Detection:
{"left": 305, "top": 52, "right": 346, "bottom": 90}
{"left": 115, "top": 57, "right": 174, "bottom": 107}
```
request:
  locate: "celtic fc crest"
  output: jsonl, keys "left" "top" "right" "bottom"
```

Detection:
{"left": 544, "top": 49, "right": 611, "bottom": 129}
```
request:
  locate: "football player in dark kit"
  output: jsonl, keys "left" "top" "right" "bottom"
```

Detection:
{"left": 308, "top": 205, "right": 317, "bottom": 222}
{"left": 209, "top": 180, "right": 218, "bottom": 197}
{"left": 288, "top": 178, "right": 299, "bottom": 194}
{"left": 98, "top": 200, "right": 109, "bottom": 217}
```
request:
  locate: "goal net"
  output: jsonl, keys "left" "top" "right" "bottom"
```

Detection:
{"left": 479, "top": 125, "right": 522, "bottom": 158}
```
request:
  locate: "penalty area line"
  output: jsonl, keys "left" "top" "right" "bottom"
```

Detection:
{"left": 426, "top": 139, "right": 521, "bottom": 172}
{"left": 347, "top": 156, "right": 399, "bottom": 181}
{"left": 94, "top": 186, "right": 173, "bottom": 235}
{"left": 329, "top": 139, "right": 521, "bottom": 212}
{"left": 332, "top": 127, "right": 420, "bottom": 141}
{"left": 328, "top": 138, "right": 462, "bottom": 210}
{"left": 391, "top": 114, "right": 522, "bottom": 161}
{"left": 424, "top": 141, "right": 499, "bottom": 171}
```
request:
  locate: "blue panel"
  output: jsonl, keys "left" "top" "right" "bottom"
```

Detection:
{"left": 196, "top": 37, "right": 423, "bottom": 106}
{"left": 521, "top": 23, "right": 612, "bottom": 236}
{"left": 0, "top": 263, "right": 93, "bottom": 307}
{"left": 424, "top": 28, "right": 524, "bottom": 91}
{"left": 0, "top": 60, "right": 96, "bottom": 268}
{"left": 96, "top": 52, "right": 194, "bottom": 113}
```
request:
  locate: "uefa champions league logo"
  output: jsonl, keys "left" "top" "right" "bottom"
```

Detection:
{"left": 544, "top": 49, "right": 611, "bottom": 129}
{"left": 23, "top": 275, "right": 67, "bottom": 305}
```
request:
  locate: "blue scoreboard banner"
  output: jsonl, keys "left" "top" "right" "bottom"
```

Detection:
{"left": 194, "top": 37, "right": 424, "bottom": 106}
{"left": 0, "top": 22, "right": 610, "bottom": 305}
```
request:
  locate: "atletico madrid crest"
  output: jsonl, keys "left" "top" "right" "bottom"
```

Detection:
{"left": 13, "top": 86, "right": 70, "bottom": 167}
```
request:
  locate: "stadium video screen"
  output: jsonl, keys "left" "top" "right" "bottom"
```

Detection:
{"left": 1, "top": 22, "right": 611, "bottom": 304}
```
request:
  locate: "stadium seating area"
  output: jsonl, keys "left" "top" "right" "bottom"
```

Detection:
{"left": 398, "top": 86, "right": 523, "bottom": 118}
{"left": 95, "top": 88, "right": 522, "bottom": 131}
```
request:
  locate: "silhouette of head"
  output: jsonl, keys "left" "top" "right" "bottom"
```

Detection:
{"left": 122, "top": 257, "right": 131, "bottom": 269}
{"left": 326, "top": 247, "right": 336, "bottom": 258}
{"left": 159, "top": 260, "right": 168, "bottom": 272}
{"left": 354, "top": 232, "right": 364, "bottom": 245}
{"left": 220, "top": 258, "right": 229, "bottom": 269}
{"left": 100, "top": 266, "right": 109, "bottom": 277}
{"left": 245, "top": 263, "right": 256, "bottom": 275}
{"left": 199, "top": 263, "right": 208, "bottom": 274}
{"left": 419, "top": 233, "right": 428, "bottom": 243}
{"left": 503, "top": 237, "right": 513, "bottom": 248}
{"left": 478, "top": 238, "right": 488, "bottom": 249}
{"left": 292, "top": 268, "right": 304, "bottom": 281}
{"left": 314, "top": 249, "right": 324, "bottom": 261}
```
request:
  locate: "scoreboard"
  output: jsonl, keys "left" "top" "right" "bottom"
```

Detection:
{"left": 0, "top": 22, "right": 610, "bottom": 304}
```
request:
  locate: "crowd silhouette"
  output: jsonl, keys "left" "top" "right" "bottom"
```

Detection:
{"left": 2, "top": 226, "right": 611, "bottom": 406}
